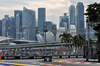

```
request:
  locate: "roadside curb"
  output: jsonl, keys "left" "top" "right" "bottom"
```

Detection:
{"left": 0, "top": 62, "right": 35, "bottom": 66}
{"left": 0, "top": 60, "right": 4, "bottom": 62}
{"left": 54, "top": 60, "right": 100, "bottom": 65}
{"left": 35, "top": 63, "right": 67, "bottom": 66}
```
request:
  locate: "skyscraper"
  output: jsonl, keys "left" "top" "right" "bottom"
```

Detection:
{"left": 76, "top": 2, "right": 84, "bottom": 35}
{"left": 59, "top": 13, "right": 69, "bottom": 32}
{"left": 14, "top": 10, "right": 22, "bottom": 38}
{"left": 59, "top": 13, "right": 69, "bottom": 26}
{"left": 69, "top": 5, "right": 75, "bottom": 25}
{"left": 15, "top": 11, "right": 22, "bottom": 39}
{"left": 2, "top": 15, "right": 10, "bottom": 37}
{"left": 52, "top": 24, "right": 57, "bottom": 37}
{"left": 2, "top": 15, "right": 15, "bottom": 38}
{"left": 22, "top": 7, "right": 36, "bottom": 40}
{"left": 44, "top": 21, "right": 53, "bottom": 31}
{"left": 10, "top": 17, "right": 16, "bottom": 38}
{"left": 38, "top": 8, "right": 46, "bottom": 36}
{"left": 0, "top": 20, "right": 2, "bottom": 36}
{"left": 14, "top": 10, "right": 22, "bottom": 18}
{"left": 59, "top": 16, "right": 64, "bottom": 27}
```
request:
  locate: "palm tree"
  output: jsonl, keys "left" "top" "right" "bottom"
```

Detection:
{"left": 59, "top": 32, "right": 73, "bottom": 43}
{"left": 73, "top": 34, "right": 86, "bottom": 56}
{"left": 59, "top": 32, "right": 66, "bottom": 43}
{"left": 89, "top": 38, "right": 95, "bottom": 47}
{"left": 73, "top": 35, "right": 80, "bottom": 47}
{"left": 59, "top": 32, "right": 73, "bottom": 53}
{"left": 73, "top": 34, "right": 86, "bottom": 47}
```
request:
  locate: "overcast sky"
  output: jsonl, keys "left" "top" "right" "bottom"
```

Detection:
{"left": 0, "top": 0, "right": 100, "bottom": 27}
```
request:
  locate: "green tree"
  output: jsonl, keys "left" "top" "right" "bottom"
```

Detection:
{"left": 59, "top": 32, "right": 73, "bottom": 43}
{"left": 73, "top": 34, "right": 86, "bottom": 47}
{"left": 73, "top": 35, "right": 80, "bottom": 47}
{"left": 89, "top": 38, "right": 95, "bottom": 46}
{"left": 72, "top": 34, "right": 86, "bottom": 56}
{"left": 85, "top": 2, "right": 100, "bottom": 22}
{"left": 84, "top": 2, "right": 100, "bottom": 50}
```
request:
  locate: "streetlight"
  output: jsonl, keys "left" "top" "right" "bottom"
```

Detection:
{"left": 87, "top": 16, "right": 94, "bottom": 60}
{"left": 87, "top": 18, "right": 90, "bottom": 60}
{"left": 43, "top": 23, "right": 52, "bottom": 62}
{"left": 43, "top": 29, "right": 48, "bottom": 56}
{"left": 43, "top": 22, "right": 48, "bottom": 56}
{"left": 87, "top": 17, "right": 100, "bottom": 60}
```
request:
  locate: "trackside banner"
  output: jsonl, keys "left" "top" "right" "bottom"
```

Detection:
{"left": 0, "top": 55, "right": 83, "bottom": 60}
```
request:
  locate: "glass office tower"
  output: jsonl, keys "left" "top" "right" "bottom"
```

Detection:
{"left": 15, "top": 11, "right": 22, "bottom": 39}
{"left": 59, "top": 13, "right": 69, "bottom": 32}
{"left": 2, "top": 15, "right": 15, "bottom": 38}
{"left": 2, "top": 15, "right": 10, "bottom": 37}
{"left": 38, "top": 8, "right": 46, "bottom": 36}
{"left": 22, "top": 7, "right": 36, "bottom": 40}
{"left": 69, "top": 5, "right": 75, "bottom": 25}
{"left": 76, "top": 2, "right": 85, "bottom": 35}
{"left": 14, "top": 10, "right": 22, "bottom": 38}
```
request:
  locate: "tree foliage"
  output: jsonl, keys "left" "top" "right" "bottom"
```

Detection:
{"left": 85, "top": 2, "right": 100, "bottom": 22}
{"left": 59, "top": 33, "right": 87, "bottom": 47}
{"left": 89, "top": 38, "right": 96, "bottom": 47}
{"left": 73, "top": 34, "right": 86, "bottom": 47}
{"left": 84, "top": 2, "right": 100, "bottom": 43}
{"left": 59, "top": 32, "right": 73, "bottom": 43}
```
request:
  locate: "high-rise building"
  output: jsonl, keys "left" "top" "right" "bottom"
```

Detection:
{"left": 35, "top": 27, "right": 38, "bottom": 41}
{"left": 69, "top": 5, "right": 75, "bottom": 25}
{"left": 35, "top": 19, "right": 38, "bottom": 41}
{"left": 2, "top": 15, "right": 15, "bottom": 38}
{"left": 38, "top": 8, "right": 46, "bottom": 36}
{"left": 2, "top": 15, "right": 10, "bottom": 37}
{"left": 14, "top": 10, "right": 22, "bottom": 38}
{"left": 44, "top": 21, "right": 53, "bottom": 31}
{"left": 59, "top": 13, "right": 69, "bottom": 32}
{"left": 10, "top": 17, "right": 16, "bottom": 38}
{"left": 0, "top": 20, "right": 2, "bottom": 36}
{"left": 44, "top": 21, "right": 57, "bottom": 36}
{"left": 14, "top": 10, "right": 22, "bottom": 19}
{"left": 52, "top": 24, "right": 57, "bottom": 37}
{"left": 76, "top": 2, "right": 84, "bottom": 35}
{"left": 59, "top": 16, "right": 64, "bottom": 27}
{"left": 22, "top": 7, "right": 36, "bottom": 40}
{"left": 15, "top": 11, "right": 22, "bottom": 39}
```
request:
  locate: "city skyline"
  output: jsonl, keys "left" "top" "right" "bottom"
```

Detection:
{"left": 0, "top": 0, "right": 100, "bottom": 28}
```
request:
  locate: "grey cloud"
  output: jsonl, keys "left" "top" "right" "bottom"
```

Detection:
{"left": 70, "top": 0, "right": 100, "bottom": 5}
{"left": 0, "top": 0, "right": 28, "bottom": 7}
{"left": 0, "top": 0, "right": 48, "bottom": 7}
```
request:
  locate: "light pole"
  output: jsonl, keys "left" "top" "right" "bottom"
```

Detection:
{"left": 87, "top": 18, "right": 100, "bottom": 59}
{"left": 43, "top": 22, "right": 48, "bottom": 56}
{"left": 44, "top": 30, "right": 48, "bottom": 56}
{"left": 87, "top": 16, "right": 93, "bottom": 60}
{"left": 87, "top": 22, "right": 90, "bottom": 59}
{"left": 88, "top": 22, "right": 94, "bottom": 59}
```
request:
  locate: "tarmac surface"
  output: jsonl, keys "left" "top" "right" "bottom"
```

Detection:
{"left": 0, "top": 58, "right": 100, "bottom": 66}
